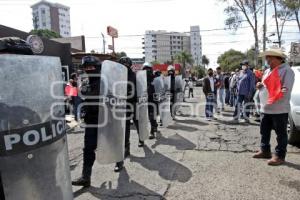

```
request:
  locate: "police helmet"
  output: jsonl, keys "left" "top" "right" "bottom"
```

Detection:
{"left": 118, "top": 56, "right": 132, "bottom": 67}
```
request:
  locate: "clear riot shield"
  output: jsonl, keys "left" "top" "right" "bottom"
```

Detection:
{"left": 160, "top": 76, "right": 172, "bottom": 127}
{"left": 175, "top": 75, "right": 184, "bottom": 103}
{"left": 96, "top": 60, "right": 127, "bottom": 164}
{"left": 0, "top": 55, "right": 73, "bottom": 200}
{"left": 136, "top": 70, "right": 150, "bottom": 141}
{"left": 153, "top": 76, "right": 164, "bottom": 102}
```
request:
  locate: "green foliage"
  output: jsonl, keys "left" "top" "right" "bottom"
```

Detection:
{"left": 201, "top": 55, "right": 210, "bottom": 67}
{"left": 151, "top": 60, "right": 160, "bottom": 66}
{"left": 115, "top": 51, "right": 127, "bottom": 60}
{"left": 175, "top": 51, "right": 194, "bottom": 77}
{"left": 196, "top": 66, "right": 206, "bottom": 78}
{"left": 30, "top": 29, "right": 61, "bottom": 39}
{"left": 217, "top": 49, "right": 246, "bottom": 72}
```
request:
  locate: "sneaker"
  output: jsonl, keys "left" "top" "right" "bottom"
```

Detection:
{"left": 267, "top": 156, "right": 285, "bottom": 166}
{"left": 205, "top": 118, "right": 212, "bottom": 121}
{"left": 72, "top": 176, "right": 91, "bottom": 187}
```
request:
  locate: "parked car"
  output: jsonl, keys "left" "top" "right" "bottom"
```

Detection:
{"left": 195, "top": 78, "right": 204, "bottom": 87}
{"left": 289, "top": 66, "right": 300, "bottom": 145}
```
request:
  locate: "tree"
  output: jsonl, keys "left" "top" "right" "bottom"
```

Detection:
{"left": 219, "top": 0, "right": 264, "bottom": 66}
{"left": 115, "top": 51, "right": 127, "bottom": 60}
{"left": 196, "top": 65, "right": 207, "bottom": 78}
{"left": 202, "top": 55, "right": 210, "bottom": 68}
{"left": 245, "top": 47, "right": 262, "bottom": 67}
{"left": 30, "top": 29, "right": 61, "bottom": 39}
{"left": 150, "top": 60, "right": 160, "bottom": 66}
{"left": 272, "top": 0, "right": 294, "bottom": 47}
{"left": 279, "top": 0, "right": 300, "bottom": 32}
{"left": 217, "top": 49, "right": 246, "bottom": 72}
{"left": 175, "top": 51, "right": 194, "bottom": 78}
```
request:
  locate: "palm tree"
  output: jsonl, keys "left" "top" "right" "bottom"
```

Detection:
{"left": 175, "top": 51, "right": 194, "bottom": 78}
{"left": 202, "top": 55, "right": 210, "bottom": 68}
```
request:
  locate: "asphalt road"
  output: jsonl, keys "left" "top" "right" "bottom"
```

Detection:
{"left": 67, "top": 87, "right": 300, "bottom": 200}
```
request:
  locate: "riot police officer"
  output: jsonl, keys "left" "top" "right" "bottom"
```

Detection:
{"left": 72, "top": 56, "right": 101, "bottom": 187}
{"left": 167, "top": 65, "right": 176, "bottom": 118}
{"left": 143, "top": 62, "right": 158, "bottom": 139}
{"left": 114, "top": 56, "right": 143, "bottom": 172}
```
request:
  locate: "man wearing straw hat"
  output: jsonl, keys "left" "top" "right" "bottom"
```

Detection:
{"left": 253, "top": 48, "right": 295, "bottom": 166}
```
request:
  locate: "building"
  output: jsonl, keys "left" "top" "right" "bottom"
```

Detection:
{"left": 143, "top": 30, "right": 190, "bottom": 63}
{"left": 31, "top": 0, "right": 71, "bottom": 37}
{"left": 143, "top": 26, "right": 202, "bottom": 65}
{"left": 190, "top": 26, "right": 202, "bottom": 66}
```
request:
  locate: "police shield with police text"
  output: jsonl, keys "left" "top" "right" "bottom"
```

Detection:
{"left": 0, "top": 54, "right": 73, "bottom": 199}
{"left": 136, "top": 70, "right": 150, "bottom": 141}
{"left": 96, "top": 60, "right": 127, "bottom": 164}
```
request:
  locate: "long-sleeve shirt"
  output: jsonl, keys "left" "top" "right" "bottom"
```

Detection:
{"left": 259, "top": 63, "right": 295, "bottom": 114}
{"left": 237, "top": 69, "right": 256, "bottom": 96}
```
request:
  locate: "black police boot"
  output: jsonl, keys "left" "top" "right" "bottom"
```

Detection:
{"left": 72, "top": 176, "right": 91, "bottom": 187}
{"left": 149, "top": 127, "right": 157, "bottom": 140}
{"left": 125, "top": 145, "right": 130, "bottom": 158}
{"left": 114, "top": 161, "right": 124, "bottom": 172}
{"left": 138, "top": 140, "right": 144, "bottom": 147}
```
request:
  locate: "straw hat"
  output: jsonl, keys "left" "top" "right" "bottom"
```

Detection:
{"left": 259, "top": 48, "right": 287, "bottom": 58}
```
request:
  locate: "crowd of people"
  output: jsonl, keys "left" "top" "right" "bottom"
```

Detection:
{"left": 202, "top": 48, "right": 295, "bottom": 166}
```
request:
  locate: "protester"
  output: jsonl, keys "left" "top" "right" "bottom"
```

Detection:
{"left": 253, "top": 48, "right": 294, "bottom": 166}
{"left": 233, "top": 61, "right": 256, "bottom": 123}
{"left": 224, "top": 72, "right": 230, "bottom": 105}
{"left": 203, "top": 68, "right": 216, "bottom": 121}
{"left": 188, "top": 78, "right": 194, "bottom": 98}
{"left": 215, "top": 67, "right": 225, "bottom": 113}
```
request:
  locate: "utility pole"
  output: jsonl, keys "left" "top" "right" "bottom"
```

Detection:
{"left": 263, "top": 0, "right": 267, "bottom": 52}
{"left": 262, "top": 0, "right": 267, "bottom": 66}
{"left": 101, "top": 33, "right": 106, "bottom": 54}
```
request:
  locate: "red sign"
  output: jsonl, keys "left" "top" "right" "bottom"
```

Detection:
{"left": 107, "top": 26, "right": 118, "bottom": 38}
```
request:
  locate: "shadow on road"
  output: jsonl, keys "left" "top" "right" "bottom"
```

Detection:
{"left": 151, "top": 131, "right": 196, "bottom": 150}
{"left": 174, "top": 119, "right": 208, "bottom": 126}
{"left": 284, "top": 161, "right": 300, "bottom": 171}
{"left": 73, "top": 168, "right": 164, "bottom": 199}
{"left": 130, "top": 145, "right": 192, "bottom": 183}
{"left": 167, "top": 124, "right": 198, "bottom": 132}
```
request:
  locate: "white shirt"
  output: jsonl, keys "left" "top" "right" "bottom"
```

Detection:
{"left": 188, "top": 81, "right": 194, "bottom": 89}
{"left": 209, "top": 77, "right": 214, "bottom": 92}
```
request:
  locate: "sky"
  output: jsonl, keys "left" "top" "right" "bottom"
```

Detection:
{"left": 0, "top": 0, "right": 299, "bottom": 67}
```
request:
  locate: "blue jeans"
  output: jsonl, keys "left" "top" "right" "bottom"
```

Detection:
{"left": 260, "top": 113, "right": 288, "bottom": 159}
{"left": 205, "top": 94, "right": 215, "bottom": 118}
{"left": 233, "top": 94, "right": 251, "bottom": 120}
{"left": 217, "top": 88, "right": 225, "bottom": 110}
{"left": 225, "top": 89, "right": 230, "bottom": 104}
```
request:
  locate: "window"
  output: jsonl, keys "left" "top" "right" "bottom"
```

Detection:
{"left": 42, "top": 22, "right": 46, "bottom": 27}
{"left": 41, "top": 9, "right": 45, "bottom": 14}
{"left": 177, "top": 36, "right": 180, "bottom": 39}
{"left": 178, "top": 41, "right": 180, "bottom": 44}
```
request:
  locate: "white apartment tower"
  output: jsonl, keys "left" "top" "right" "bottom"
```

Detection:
{"left": 190, "top": 26, "right": 202, "bottom": 66}
{"left": 143, "top": 30, "right": 191, "bottom": 63}
{"left": 143, "top": 26, "right": 202, "bottom": 65}
{"left": 31, "top": 0, "right": 71, "bottom": 37}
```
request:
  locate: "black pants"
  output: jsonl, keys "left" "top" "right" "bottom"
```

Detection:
{"left": 148, "top": 102, "right": 158, "bottom": 133}
{"left": 188, "top": 88, "right": 194, "bottom": 98}
{"left": 260, "top": 113, "right": 288, "bottom": 159}
{"left": 125, "top": 111, "right": 140, "bottom": 147}
{"left": 82, "top": 127, "right": 98, "bottom": 178}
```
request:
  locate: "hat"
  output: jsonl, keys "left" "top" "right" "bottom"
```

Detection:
{"left": 240, "top": 60, "right": 249, "bottom": 65}
{"left": 259, "top": 48, "right": 287, "bottom": 59}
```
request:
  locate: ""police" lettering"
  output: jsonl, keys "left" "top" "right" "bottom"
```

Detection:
{"left": 0, "top": 120, "right": 66, "bottom": 156}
